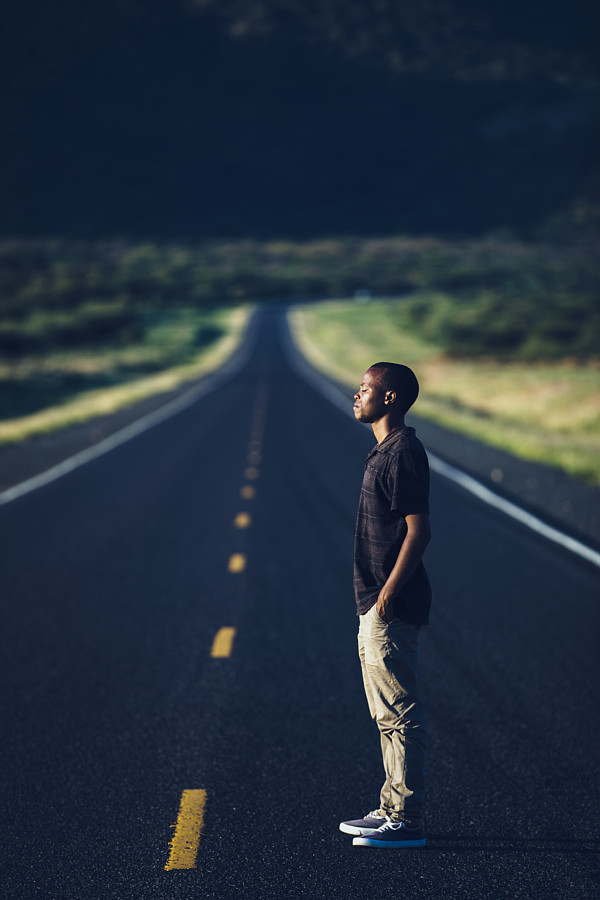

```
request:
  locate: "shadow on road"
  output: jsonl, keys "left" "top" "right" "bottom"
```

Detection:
{"left": 426, "top": 835, "right": 599, "bottom": 854}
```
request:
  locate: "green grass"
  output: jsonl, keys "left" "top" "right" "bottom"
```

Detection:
{"left": 290, "top": 299, "right": 600, "bottom": 485}
{"left": 1, "top": 233, "right": 598, "bottom": 458}
{"left": 2, "top": 235, "right": 598, "bottom": 361}
{"left": 0, "top": 306, "right": 249, "bottom": 444}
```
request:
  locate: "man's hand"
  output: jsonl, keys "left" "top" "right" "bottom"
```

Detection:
{"left": 376, "top": 589, "right": 395, "bottom": 623}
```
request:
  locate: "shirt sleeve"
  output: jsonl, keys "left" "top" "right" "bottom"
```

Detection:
{"left": 386, "top": 446, "right": 430, "bottom": 516}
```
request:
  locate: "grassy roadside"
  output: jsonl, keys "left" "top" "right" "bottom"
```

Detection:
{"left": 0, "top": 305, "right": 250, "bottom": 445}
{"left": 289, "top": 300, "right": 600, "bottom": 485}
{"left": 2, "top": 234, "right": 598, "bottom": 463}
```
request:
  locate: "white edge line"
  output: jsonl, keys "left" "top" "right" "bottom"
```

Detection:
{"left": 0, "top": 314, "right": 259, "bottom": 506}
{"left": 283, "top": 309, "right": 600, "bottom": 570}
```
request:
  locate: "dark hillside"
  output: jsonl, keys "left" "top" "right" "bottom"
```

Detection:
{"left": 1, "top": 0, "right": 599, "bottom": 240}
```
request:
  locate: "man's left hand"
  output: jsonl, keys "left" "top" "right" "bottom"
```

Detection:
{"left": 376, "top": 592, "right": 394, "bottom": 623}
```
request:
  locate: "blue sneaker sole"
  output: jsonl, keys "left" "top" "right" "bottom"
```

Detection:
{"left": 353, "top": 836, "right": 427, "bottom": 848}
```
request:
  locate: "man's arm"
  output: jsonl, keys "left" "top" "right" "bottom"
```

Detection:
{"left": 376, "top": 513, "right": 431, "bottom": 623}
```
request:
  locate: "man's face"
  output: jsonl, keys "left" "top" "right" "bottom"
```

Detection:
{"left": 353, "top": 368, "right": 389, "bottom": 423}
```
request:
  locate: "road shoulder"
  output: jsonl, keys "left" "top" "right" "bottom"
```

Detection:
{"left": 411, "top": 412, "right": 600, "bottom": 552}
{"left": 0, "top": 374, "right": 212, "bottom": 494}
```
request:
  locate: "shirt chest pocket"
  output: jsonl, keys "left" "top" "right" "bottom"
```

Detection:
{"left": 363, "top": 461, "right": 392, "bottom": 507}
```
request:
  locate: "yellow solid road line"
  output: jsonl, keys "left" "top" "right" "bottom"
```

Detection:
{"left": 164, "top": 789, "right": 207, "bottom": 871}
{"left": 210, "top": 626, "right": 236, "bottom": 658}
{"left": 234, "top": 512, "right": 251, "bottom": 529}
{"left": 240, "top": 485, "right": 255, "bottom": 499}
{"left": 228, "top": 553, "right": 246, "bottom": 573}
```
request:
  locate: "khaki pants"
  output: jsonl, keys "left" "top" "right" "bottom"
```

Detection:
{"left": 358, "top": 605, "right": 426, "bottom": 822}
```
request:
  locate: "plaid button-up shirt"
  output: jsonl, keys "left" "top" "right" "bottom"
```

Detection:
{"left": 354, "top": 426, "right": 432, "bottom": 624}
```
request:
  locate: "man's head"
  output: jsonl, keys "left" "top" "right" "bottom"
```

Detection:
{"left": 369, "top": 362, "right": 419, "bottom": 415}
{"left": 353, "top": 362, "right": 419, "bottom": 426}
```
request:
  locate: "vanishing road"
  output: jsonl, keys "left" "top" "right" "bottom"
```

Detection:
{"left": 1, "top": 309, "right": 598, "bottom": 898}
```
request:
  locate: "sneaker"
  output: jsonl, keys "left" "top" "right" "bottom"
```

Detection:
{"left": 339, "top": 809, "right": 388, "bottom": 835}
{"left": 352, "top": 819, "right": 426, "bottom": 848}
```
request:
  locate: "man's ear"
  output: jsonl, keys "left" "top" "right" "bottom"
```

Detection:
{"left": 384, "top": 390, "right": 397, "bottom": 405}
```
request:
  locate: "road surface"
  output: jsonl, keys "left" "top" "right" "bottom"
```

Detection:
{"left": 1, "top": 309, "right": 598, "bottom": 898}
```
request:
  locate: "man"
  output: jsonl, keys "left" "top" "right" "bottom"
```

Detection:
{"left": 340, "top": 362, "right": 432, "bottom": 849}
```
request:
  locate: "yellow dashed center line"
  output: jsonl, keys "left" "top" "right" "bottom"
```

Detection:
{"left": 210, "top": 626, "right": 236, "bottom": 658}
{"left": 228, "top": 553, "right": 246, "bottom": 573}
{"left": 164, "top": 385, "right": 271, "bottom": 872}
{"left": 234, "top": 511, "right": 251, "bottom": 529}
{"left": 165, "top": 789, "right": 207, "bottom": 871}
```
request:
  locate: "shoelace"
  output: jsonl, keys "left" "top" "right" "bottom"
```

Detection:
{"left": 376, "top": 820, "right": 405, "bottom": 832}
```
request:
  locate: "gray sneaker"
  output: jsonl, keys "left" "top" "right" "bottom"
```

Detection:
{"left": 339, "top": 809, "right": 388, "bottom": 836}
{"left": 352, "top": 819, "right": 426, "bottom": 848}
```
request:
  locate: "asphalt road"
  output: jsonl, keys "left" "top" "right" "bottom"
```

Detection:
{"left": 1, "top": 309, "right": 598, "bottom": 899}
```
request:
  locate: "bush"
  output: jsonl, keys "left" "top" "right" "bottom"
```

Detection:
{"left": 0, "top": 235, "right": 598, "bottom": 361}
{"left": 0, "top": 300, "right": 142, "bottom": 354}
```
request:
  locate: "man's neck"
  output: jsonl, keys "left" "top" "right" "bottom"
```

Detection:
{"left": 372, "top": 416, "right": 405, "bottom": 444}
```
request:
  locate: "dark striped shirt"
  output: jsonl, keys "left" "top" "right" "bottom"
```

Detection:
{"left": 354, "top": 426, "right": 432, "bottom": 623}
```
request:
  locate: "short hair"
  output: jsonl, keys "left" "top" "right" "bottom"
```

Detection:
{"left": 369, "top": 362, "right": 419, "bottom": 415}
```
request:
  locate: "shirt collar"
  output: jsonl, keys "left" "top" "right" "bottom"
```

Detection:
{"left": 366, "top": 425, "right": 415, "bottom": 459}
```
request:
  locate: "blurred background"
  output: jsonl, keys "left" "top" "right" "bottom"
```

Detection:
{"left": 1, "top": 0, "right": 599, "bottom": 482}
